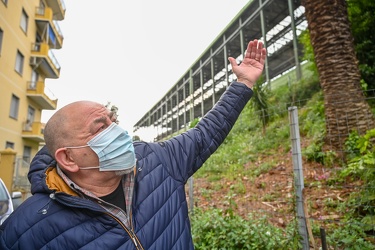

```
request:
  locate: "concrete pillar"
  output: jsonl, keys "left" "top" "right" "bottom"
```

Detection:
{"left": 0, "top": 148, "right": 16, "bottom": 192}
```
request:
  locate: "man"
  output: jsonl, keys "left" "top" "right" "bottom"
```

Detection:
{"left": 0, "top": 39, "right": 266, "bottom": 249}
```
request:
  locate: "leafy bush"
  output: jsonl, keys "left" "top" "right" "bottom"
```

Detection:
{"left": 298, "top": 92, "right": 327, "bottom": 164}
{"left": 340, "top": 129, "right": 375, "bottom": 231}
{"left": 342, "top": 129, "right": 375, "bottom": 181}
{"left": 326, "top": 220, "right": 375, "bottom": 249}
{"left": 347, "top": 0, "right": 375, "bottom": 90}
{"left": 191, "top": 208, "right": 300, "bottom": 250}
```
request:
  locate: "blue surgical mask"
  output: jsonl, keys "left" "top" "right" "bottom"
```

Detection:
{"left": 66, "top": 123, "right": 136, "bottom": 172}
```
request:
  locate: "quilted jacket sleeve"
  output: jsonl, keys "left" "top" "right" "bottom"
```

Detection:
{"left": 150, "top": 81, "right": 253, "bottom": 183}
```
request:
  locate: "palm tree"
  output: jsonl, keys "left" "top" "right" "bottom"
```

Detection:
{"left": 302, "top": 0, "right": 375, "bottom": 151}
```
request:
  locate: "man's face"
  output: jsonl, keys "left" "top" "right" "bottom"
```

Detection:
{"left": 63, "top": 102, "right": 115, "bottom": 170}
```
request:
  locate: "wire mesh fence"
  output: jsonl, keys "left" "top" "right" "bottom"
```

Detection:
{"left": 13, "top": 157, "right": 31, "bottom": 192}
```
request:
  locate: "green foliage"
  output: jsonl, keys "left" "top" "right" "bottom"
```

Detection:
{"left": 303, "top": 141, "right": 324, "bottom": 163}
{"left": 270, "top": 72, "right": 320, "bottom": 108}
{"left": 191, "top": 208, "right": 300, "bottom": 250}
{"left": 247, "top": 117, "right": 291, "bottom": 154}
{"left": 344, "top": 130, "right": 361, "bottom": 159}
{"left": 340, "top": 129, "right": 375, "bottom": 231}
{"left": 191, "top": 4, "right": 375, "bottom": 247}
{"left": 192, "top": 60, "right": 323, "bottom": 248}
{"left": 197, "top": 63, "right": 322, "bottom": 179}
{"left": 298, "top": 92, "right": 326, "bottom": 164}
{"left": 230, "top": 181, "right": 246, "bottom": 195}
{"left": 347, "top": 0, "right": 375, "bottom": 90}
{"left": 299, "top": 30, "right": 318, "bottom": 75}
{"left": 192, "top": 13, "right": 375, "bottom": 243}
{"left": 250, "top": 76, "right": 270, "bottom": 132}
{"left": 253, "top": 162, "right": 274, "bottom": 178}
{"left": 326, "top": 220, "right": 375, "bottom": 249}
{"left": 189, "top": 118, "right": 200, "bottom": 128}
{"left": 341, "top": 129, "right": 375, "bottom": 181}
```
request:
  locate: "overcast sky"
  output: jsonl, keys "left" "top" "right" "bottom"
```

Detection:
{"left": 42, "top": 0, "right": 250, "bottom": 141}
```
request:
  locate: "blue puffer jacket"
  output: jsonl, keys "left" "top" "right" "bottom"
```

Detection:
{"left": 0, "top": 82, "right": 252, "bottom": 250}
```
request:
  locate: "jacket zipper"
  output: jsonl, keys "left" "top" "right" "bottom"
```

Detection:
{"left": 129, "top": 209, "right": 143, "bottom": 249}
{"left": 107, "top": 212, "right": 144, "bottom": 250}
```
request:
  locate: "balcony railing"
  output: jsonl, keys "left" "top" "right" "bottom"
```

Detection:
{"left": 35, "top": 7, "right": 64, "bottom": 49}
{"left": 30, "top": 42, "right": 61, "bottom": 79}
{"left": 27, "top": 81, "right": 57, "bottom": 110}
{"left": 22, "top": 122, "right": 45, "bottom": 143}
{"left": 45, "top": 0, "right": 66, "bottom": 20}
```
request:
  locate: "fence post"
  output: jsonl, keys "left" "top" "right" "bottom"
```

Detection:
{"left": 288, "top": 106, "right": 309, "bottom": 249}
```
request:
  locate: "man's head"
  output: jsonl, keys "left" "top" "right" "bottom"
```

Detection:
{"left": 43, "top": 101, "right": 133, "bottom": 186}
{"left": 44, "top": 100, "right": 113, "bottom": 158}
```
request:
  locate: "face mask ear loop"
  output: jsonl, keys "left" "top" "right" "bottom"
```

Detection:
{"left": 79, "top": 166, "right": 100, "bottom": 170}
{"left": 65, "top": 145, "right": 90, "bottom": 149}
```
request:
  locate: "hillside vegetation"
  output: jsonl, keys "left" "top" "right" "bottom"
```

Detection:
{"left": 189, "top": 66, "right": 375, "bottom": 249}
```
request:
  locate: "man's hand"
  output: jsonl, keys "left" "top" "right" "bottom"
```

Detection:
{"left": 228, "top": 39, "right": 267, "bottom": 89}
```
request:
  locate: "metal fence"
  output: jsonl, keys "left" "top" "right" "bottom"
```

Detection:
{"left": 186, "top": 88, "right": 375, "bottom": 249}
{"left": 13, "top": 157, "right": 31, "bottom": 192}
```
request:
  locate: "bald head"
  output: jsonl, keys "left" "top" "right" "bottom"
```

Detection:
{"left": 44, "top": 101, "right": 107, "bottom": 157}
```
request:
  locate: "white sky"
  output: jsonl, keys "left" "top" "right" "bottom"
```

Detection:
{"left": 42, "top": 0, "right": 250, "bottom": 141}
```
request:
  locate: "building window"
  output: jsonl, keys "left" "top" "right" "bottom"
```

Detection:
{"left": 0, "top": 28, "right": 3, "bottom": 56}
{"left": 1, "top": 0, "right": 8, "bottom": 6}
{"left": 30, "top": 70, "right": 39, "bottom": 89}
{"left": 15, "top": 50, "right": 24, "bottom": 75}
{"left": 5, "top": 142, "right": 14, "bottom": 149}
{"left": 20, "top": 9, "right": 28, "bottom": 33}
{"left": 9, "top": 94, "right": 20, "bottom": 119}
{"left": 26, "top": 106, "right": 35, "bottom": 130}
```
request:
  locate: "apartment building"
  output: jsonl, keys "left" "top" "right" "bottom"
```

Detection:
{"left": 0, "top": 0, "right": 65, "bottom": 194}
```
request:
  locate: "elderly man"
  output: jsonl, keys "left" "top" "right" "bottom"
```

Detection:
{"left": 0, "top": 39, "right": 266, "bottom": 249}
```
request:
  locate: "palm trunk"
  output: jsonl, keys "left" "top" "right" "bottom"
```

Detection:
{"left": 302, "top": 0, "right": 375, "bottom": 151}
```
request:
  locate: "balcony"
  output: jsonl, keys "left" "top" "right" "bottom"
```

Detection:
{"left": 27, "top": 81, "right": 57, "bottom": 110}
{"left": 30, "top": 42, "right": 61, "bottom": 79}
{"left": 22, "top": 122, "right": 44, "bottom": 143}
{"left": 45, "top": 0, "right": 66, "bottom": 20}
{"left": 35, "top": 7, "right": 64, "bottom": 49}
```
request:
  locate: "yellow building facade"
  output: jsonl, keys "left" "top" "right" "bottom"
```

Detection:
{"left": 0, "top": 0, "right": 65, "bottom": 194}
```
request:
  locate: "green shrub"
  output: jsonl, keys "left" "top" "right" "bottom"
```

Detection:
{"left": 191, "top": 208, "right": 300, "bottom": 250}
{"left": 340, "top": 129, "right": 375, "bottom": 231}
{"left": 326, "top": 220, "right": 375, "bottom": 249}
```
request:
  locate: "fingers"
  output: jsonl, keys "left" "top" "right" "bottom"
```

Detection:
{"left": 249, "top": 40, "right": 257, "bottom": 59}
{"left": 255, "top": 42, "right": 263, "bottom": 61}
{"left": 244, "top": 39, "right": 266, "bottom": 63}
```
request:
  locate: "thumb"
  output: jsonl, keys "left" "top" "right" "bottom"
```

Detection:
{"left": 228, "top": 57, "right": 237, "bottom": 70}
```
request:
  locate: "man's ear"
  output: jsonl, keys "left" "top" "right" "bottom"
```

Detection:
{"left": 55, "top": 148, "right": 80, "bottom": 173}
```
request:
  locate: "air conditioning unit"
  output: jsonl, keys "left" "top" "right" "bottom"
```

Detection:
{"left": 29, "top": 57, "right": 38, "bottom": 66}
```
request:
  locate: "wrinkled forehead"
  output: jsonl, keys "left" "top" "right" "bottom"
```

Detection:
{"left": 62, "top": 102, "right": 113, "bottom": 140}
{"left": 65, "top": 102, "right": 111, "bottom": 127}
{"left": 81, "top": 103, "right": 111, "bottom": 122}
